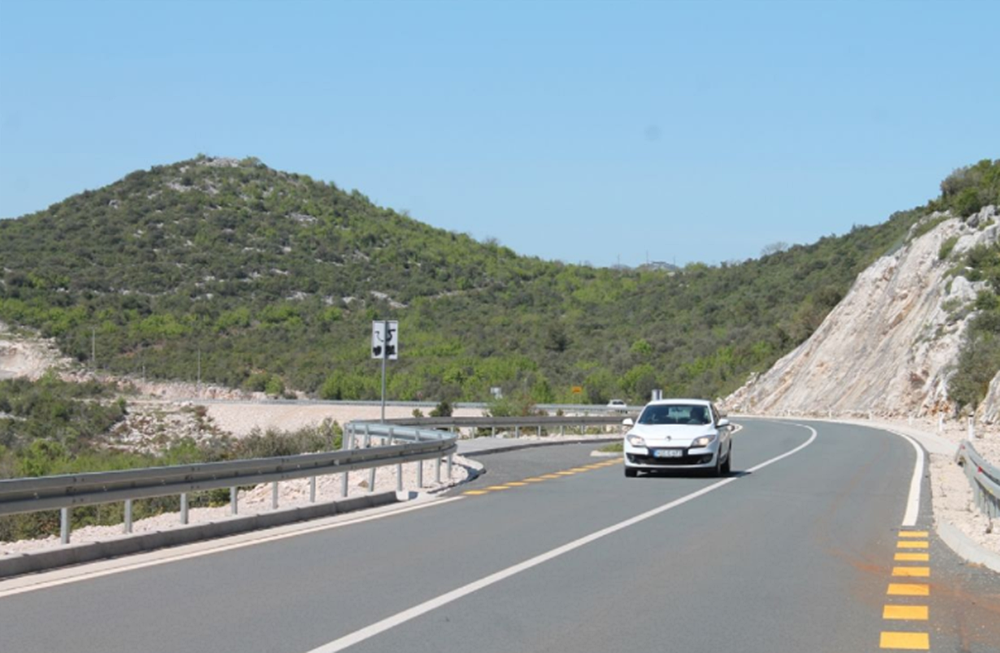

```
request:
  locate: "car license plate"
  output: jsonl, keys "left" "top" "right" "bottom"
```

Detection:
{"left": 653, "top": 449, "right": 683, "bottom": 458}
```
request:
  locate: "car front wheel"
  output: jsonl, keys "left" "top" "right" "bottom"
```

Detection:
{"left": 624, "top": 467, "right": 638, "bottom": 478}
{"left": 721, "top": 446, "right": 731, "bottom": 475}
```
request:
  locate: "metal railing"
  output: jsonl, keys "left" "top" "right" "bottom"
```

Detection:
{"left": 955, "top": 440, "right": 1000, "bottom": 519}
{"left": 0, "top": 422, "right": 456, "bottom": 545}
{"left": 0, "top": 414, "right": 631, "bottom": 546}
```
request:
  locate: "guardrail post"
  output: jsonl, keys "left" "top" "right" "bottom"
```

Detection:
{"left": 310, "top": 476, "right": 317, "bottom": 503}
{"left": 60, "top": 507, "right": 70, "bottom": 545}
{"left": 272, "top": 482, "right": 279, "bottom": 509}
{"left": 515, "top": 426, "right": 520, "bottom": 438}
{"left": 231, "top": 486, "right": 238, "bottom": 515}
{"left": 436, "top": 456, "right": 442, "bottom": 484}
{"left": 180, "top": 493, "right": 189, "bottom": 525}
{"left": 341, "top": 470, "right": 349, "bottom": 497}
{"left": 417, "top": 458, "right": 424, "bottom": 488}
{"left": 969, "top": 417, "right": 975, "bottom": 439}
{"left": 124, "top": 499, "right": 133, "bottom": 534}
{"left": 447, "top": 453, "right": 453, "bottom": 479}
{"left": 389, "top": 427, "right": 402, "bottom": 492}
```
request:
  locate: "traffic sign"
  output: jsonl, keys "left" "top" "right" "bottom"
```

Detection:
{"left": 371, "top": 321, "right": 399, "bottom": 360}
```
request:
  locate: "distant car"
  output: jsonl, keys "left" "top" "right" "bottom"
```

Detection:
{"left": 622, "top": 399, "right": 732, "bottom": 477}
{"left": 607, "top": 399, "right": 628, "bottom": 412}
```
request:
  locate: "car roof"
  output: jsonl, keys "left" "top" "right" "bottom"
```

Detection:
{"left": 643, "top": 399, "right": 711, "bottom": 407}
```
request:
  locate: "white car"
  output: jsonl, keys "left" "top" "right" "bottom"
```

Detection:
{"left": 607, "top": 399, "right": 628, "bottom": 412}
{"left": 622, "top": 399, "right": 732, "bottom": 477}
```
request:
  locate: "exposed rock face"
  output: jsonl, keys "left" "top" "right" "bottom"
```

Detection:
{"left": 727, "top": 207, "right": 999, "bottom": 418}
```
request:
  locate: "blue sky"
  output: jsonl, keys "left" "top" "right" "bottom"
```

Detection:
{"left": 1, "top": 0, "right": 997, "bottom": 267}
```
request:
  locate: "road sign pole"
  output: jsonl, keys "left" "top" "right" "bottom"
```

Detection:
{"left": 381, "top": 320, "right": 388, "bottom": 423}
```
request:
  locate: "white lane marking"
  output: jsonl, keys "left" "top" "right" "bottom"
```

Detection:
{"left": 0, "top": 497, "right": 464, "bottom": 598}
{"left": 883, "top": 429, "right": 925, "bottom": 527}
{"left": 306, "top": 425, "right": 819, "bottom": 653}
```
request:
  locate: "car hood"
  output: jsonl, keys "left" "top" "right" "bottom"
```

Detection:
{"left": 627, "top": 424, "right": 716, "bottom": 446}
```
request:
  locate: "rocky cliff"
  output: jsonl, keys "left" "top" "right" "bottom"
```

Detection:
{"left": 727, "top": 206, "right": 1000, "bottom": 420}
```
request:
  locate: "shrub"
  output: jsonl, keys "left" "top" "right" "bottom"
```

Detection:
{"left": 939, "top": 236, "right": 959, "bottom": 261}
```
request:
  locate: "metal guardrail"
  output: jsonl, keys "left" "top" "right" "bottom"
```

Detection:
{"left": 0, "top": 422, "right": 456, "bottom": 545}
{"left": 0, "top": 414, "right": 630, "bottom": 546}
{"left": 955, "top": 440, "right": 1000, "bottom": 519}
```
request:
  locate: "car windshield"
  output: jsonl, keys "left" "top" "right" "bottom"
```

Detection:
{"left": 637, "top": 404, "right": 710, "bottom": 425}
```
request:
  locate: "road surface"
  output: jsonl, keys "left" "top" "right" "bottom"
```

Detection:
{"left": 1, "top": 419, "right": 998, "bottom": 652}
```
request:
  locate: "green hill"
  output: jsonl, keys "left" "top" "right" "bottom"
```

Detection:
{"left": 2, "top": 155, "right": 994, "bottom": 405}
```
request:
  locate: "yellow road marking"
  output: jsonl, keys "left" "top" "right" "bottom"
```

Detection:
{"left": 523, "top": 478, "right": 546, "bottom": 482}
{"left": 897, "top": 541, "right": 928, "bottom": 549}
{"left": 895, "top": 553, "right": 929, "bottom": 562}
{"left": 540, "top": 474, "right": 561, "bottom": 479}
{"left": 570, "top": 468, "right": 591, "bottom": 473}
{"left": 555, "top": 471, "right": 577, "bottom": 476}
{"left": 506, "top": 482, "right": 528, "bottom": 487}
{"left": 463, "top": 490, "right": 490, "bottom": 496}
{"left": 899, "top": 531, "right": 929, "bottom": 538}
{"left": 485, "top": 485, "right": 512, "bottom": 491}
{"left": 879, "top": 631, "right": 929, "bottom": 649}
{"left": 892, "top": 567, "right": 929, "bottom": 578}
{"left": 883, "top": 605, "right": 928, "bottom": 621}
{"left": 887, "top": 583, "right": 929, "bottom": 596}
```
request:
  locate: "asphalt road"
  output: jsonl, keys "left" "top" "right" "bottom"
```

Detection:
{"left": 1, "top": 419, "right": 998, "bottom": 652}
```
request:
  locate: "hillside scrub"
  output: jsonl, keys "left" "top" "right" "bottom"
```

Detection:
{"left": 949, "top": 238, "right": 1000, "bottom": 410}
{"left": 0, "top": 375, "right": 342, "bottom": 541}
{"left": 0, "top": 155, "right": 984, "bottom": 406}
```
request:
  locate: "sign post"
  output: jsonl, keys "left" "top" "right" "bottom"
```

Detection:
{"left": 372, "top": 321, "right": 399, "bottom": 423}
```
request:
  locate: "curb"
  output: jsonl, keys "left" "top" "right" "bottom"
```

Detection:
{"left": 936, "top": 519, "right": 1000, "bottom": 574}
{"left": 0, "top": 492, "right": 398, "bottom": 579}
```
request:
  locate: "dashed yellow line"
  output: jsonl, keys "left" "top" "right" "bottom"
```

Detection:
{"left": 883, "top": 605, "right": 928, "bottom": 621}
{"left": 887, "top": 583, "right": 930, "bottom": 596}
{"left": 896, "top": 540, "right": 928, "bottom": 549}
{"left": 892, "top": 566, "right": 929, "bottom": 578}
{"left": 880, "top": 631, "right": 929, "bottom": 649}
{"left": 881, "top": 532, "right": 931, "bottom": 650}
{"left": 462, "top": 458, "right": 624, "bottom": 497}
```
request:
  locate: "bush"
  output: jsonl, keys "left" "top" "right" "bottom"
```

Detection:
{"left": 939, "top": 236, "right": 959, "bottom": 261}
{"left": 429, "top": 401, "right": 453, "bottom": 418}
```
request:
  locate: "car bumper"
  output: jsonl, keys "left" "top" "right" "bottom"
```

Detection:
{"left": 623, "top": 445, "right": 720, "bottom": 469}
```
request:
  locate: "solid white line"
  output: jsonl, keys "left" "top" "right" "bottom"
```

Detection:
{"left": 306, "top": 425, "right": 819, "bottom": 653}
{"left": 0, "top": 497, "right": 465, "bottom": 598}
{"left": 884, "top": 429, "right": 925, "bottom": 527}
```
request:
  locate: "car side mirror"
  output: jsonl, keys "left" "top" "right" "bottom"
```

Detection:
{"left": 717, "top": 418, "right": 730, "bottom": 429}
{"left": 622, "top": 418, "right": 634, "bottom": 427}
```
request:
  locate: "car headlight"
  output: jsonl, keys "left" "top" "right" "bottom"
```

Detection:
{"left": 627, "top": 434, "right": 646, "bottom": 447}
{"left": 693, "top": 433, "right": 717, "bottom": 447}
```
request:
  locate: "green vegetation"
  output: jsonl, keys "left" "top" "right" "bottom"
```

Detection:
{"left": 1, "top": 155, "right": 947, "bottom": 408}
{"left": 0, "top": 375, "right": 341, "bottom": 541}
{"left": 948, "top": 240, "right": 1000, "bottom": 410}
{"left": 933, "top": 159, "right": 1000, "bottom": 218}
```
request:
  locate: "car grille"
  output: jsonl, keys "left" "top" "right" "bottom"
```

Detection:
{"left": 627, "top": 450, "right": 714, "bottom": 466}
